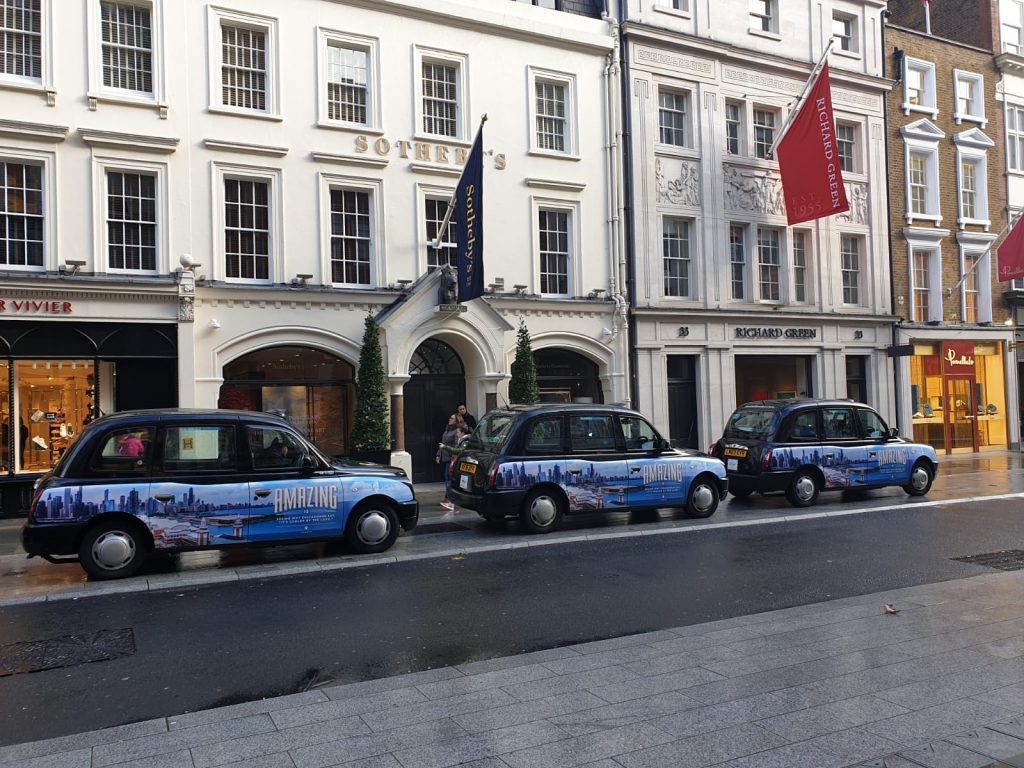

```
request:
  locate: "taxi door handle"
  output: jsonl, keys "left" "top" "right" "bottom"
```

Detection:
{"left": 569, "top": 469, "right": 581, "bottom": 475}
{"left": 825, "top": 453, "right": 834, "bottom": 459}
{"left": 254, "top": 489, "right": 272, "bottom": 499}
{"left": 629, "top": 466, "right": 642, "bottom": 472}
{"left": 869, "top": 452, "right": 877, "bottom": 458}
{"left": 153, "top": 494, "right": 173, "bottom": 503}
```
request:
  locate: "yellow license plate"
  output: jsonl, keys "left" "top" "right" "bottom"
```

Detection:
{"left": 723, "top": 448, "right": 747, "bottom": 458}
{"left": 459, "top": 462, "right": 476, "bottom": 474}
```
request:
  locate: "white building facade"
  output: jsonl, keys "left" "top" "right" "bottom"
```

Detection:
{"left": 621, "top": 0, "right": 896, "bottom": 449}
{"left": 0, "top": 0, "right": 627, "bottom": 505}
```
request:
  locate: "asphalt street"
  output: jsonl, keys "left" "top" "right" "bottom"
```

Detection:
{"left": 1, "top": 492, "right": 1022, "bottom": 746}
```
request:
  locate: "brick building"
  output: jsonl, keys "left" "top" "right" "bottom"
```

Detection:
{"left": 885, "top": 0, "right": 1016, "bottom": 453}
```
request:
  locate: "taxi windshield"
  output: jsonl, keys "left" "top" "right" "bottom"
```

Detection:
{"left": 464, "top": 411, "right": 516, "bottom": 451}
{"left": 723, "top": 407, "right": 776, "bottom": 439}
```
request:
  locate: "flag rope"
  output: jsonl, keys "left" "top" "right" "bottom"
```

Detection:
{"left": 432, "top": 114, "right": 488, "bottom": 251}
{"left": 768, "top": 39, "right": 835, "bottom": 159}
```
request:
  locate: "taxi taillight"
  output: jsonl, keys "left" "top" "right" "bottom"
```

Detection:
{"left": 488, "top": 462, "right": 500, "bottom": 489}
{"left": 762, "top": 448, "right": 773, "bottom": 470}
{"left": 27, "top": 487, "right": 45, "bottom": 521}
{"left": 707, "top": 443, "right": 717, "bottom": 457}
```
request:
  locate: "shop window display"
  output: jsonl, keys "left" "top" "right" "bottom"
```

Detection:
{"left": 14, "top": 360, "right": 96, "bottom": 473}
{"left": 734, "top": 355, "right": 814, "bottom": 405}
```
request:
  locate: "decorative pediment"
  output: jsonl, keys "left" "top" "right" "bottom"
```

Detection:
{"left": 901, "top": 118, "right": 944, "bottom": 143}
{"left": 952, "top": 127, "right": 994, "bottom": 150}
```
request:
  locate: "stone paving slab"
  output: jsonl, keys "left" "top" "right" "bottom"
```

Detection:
{"left": 6, "top": 571, "right": 1024, "bottom": 768}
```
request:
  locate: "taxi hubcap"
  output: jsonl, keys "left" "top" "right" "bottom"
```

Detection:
{"left": 911, "top": 467, "right": 930, "bottom": 490}
{"left": 356, "top": 511, "right": 390, "bottom": 545}
{"left": 794, "top": 476, "right": 816, "bottom": 501}
{"left": 692, "top": 484, "right": 715, "bottom": 512}
{"left": 529, "top": 496, "right": 558, "bottom": 527}
{"left": 92, "top": 531, "right": 136, "bottom": 570}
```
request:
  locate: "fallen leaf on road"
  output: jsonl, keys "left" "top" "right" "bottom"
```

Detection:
{"left": 884, "top": 603, "right": 900, "bottom": 615}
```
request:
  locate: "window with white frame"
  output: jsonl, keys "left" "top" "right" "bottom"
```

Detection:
{"left": 908, "top": 153, "right": 928, "bottom": 215}
{"left": 730, "top": 224, "right": 746, "bottom": 300}
{"left": 0, "top": 159, "right": 43, "bottom": 267}
{"left": 327, "top": 42, "right": 369, "bottom": 125}
{"left": 224, "top": 177, "right": 270, "bottom": 281}
{"left": 955, "top": 136, "right": 991, "bottom": 225}
{"left": 663, "top": 217, "right": 691, "bottom": 298}
{"left": 836, "top": 123, "right": 856, "bottom": 173}
{"left": 1004, "top": 0, "right": 1023, "bottom": 54}
{"left": 962, "top": 252, "right": 980, "bottom": 323}
{"left": 792, "top": 230, "right": 809, "bottom": 302}
{"left": 902, "top": 58, "right": 937, "bottom": 116}
{"left": 725, "top": 101, "right": 743, "bottom": 155}
{"left": 1008, "top": 106, "right": 1024, "bottom": 171}
{"left": 536, "top": 79, "right": 567, "bottom": 152}
{"left": 953, "top": 70, "right": 985, "bottom": 125}
{"left": 753, "top": 108, "right": 777, "bottom": 159}
{"left": 538, "top": 208, "right": 570, "bottom": 295}
{"left": 840, "top": 235, "right": 861, "bottom": 305}
{"left": 100, "top": 1, "right": 151, "bottom": 93}
{"left": 911, "top": 248, "right": 932, "bottom": 322}
{"left": 832, "top": 13, "right": 857, "bottom": 52}
{"left": 425, "top": 197, "right": 455, "bottom": 271}
{"left": 655, "top": 0, "right": 689, "bottom": 11}
{"left": 329, "top": 188, "right": 372, "bottom": 285}
{"left": 757, "top": 227, "right": 781, "bottom": 302}
{"left": 658, "top": 89, "right": 689, "bottom": 147}
{"left": 106, "top": 170, "right": 156, "bottom": 271}
{"left": 422, "top": 59, "right": 458, "bottom": 138}
{"left": 0, "top": 0, "right": 41, "bottom": 81}
{"left": 905, "top": 143, "right": 940, "bottom": 221}
{"left": 220, "top": 21, "right": 267, "bottom": 111}
{"left": 749, "top": 0, "right": 776, "bottom": 33}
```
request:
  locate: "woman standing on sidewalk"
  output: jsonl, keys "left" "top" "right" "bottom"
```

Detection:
{"left": 436, "top": 413, "right": 464, "bottom": 511}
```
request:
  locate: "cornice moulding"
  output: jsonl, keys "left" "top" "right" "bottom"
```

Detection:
{"left": 525, "top": 177, "right": 587, "bottom": 192}
{"left": 80, "top": 129, "right": 179, "bottom": 153}
{"left": 0, "top": 119, "right": 68, "bottom": 143}
{"left": 204, "top": 139, "right": 288, "bottom": 157}
{"left": 311, "top": 151, "right": 388, "bottom": 169}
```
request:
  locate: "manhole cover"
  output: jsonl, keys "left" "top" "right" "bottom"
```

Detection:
{"left": 952, "top": 550, "right": 1024, "bottom": 571}
{"left": 0, "top": 628, "right": 135, "bottom": 676}
{"left": 408, "top": 522, "right": 470, "bottom": 536}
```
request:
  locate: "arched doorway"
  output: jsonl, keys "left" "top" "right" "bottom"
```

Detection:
{"left": 404, "top": 339, "right": 465, "bottom": 483}
{"left": 535, "top": 348, "right": 603, "bottom": 404}
{"left": 218, "top": 345, "right": 355, "bottom": 457}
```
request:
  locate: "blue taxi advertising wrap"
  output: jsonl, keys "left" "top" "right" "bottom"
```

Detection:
{"left": 766, "top": 444, "right": 920, "bottom": 488}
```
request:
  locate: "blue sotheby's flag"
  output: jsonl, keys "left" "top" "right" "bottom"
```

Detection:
{"left": 456, "top": 129, "right": 484, "bottom": 302}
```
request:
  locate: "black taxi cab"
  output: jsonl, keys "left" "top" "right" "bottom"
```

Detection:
{"left": 447, "top": 404, "right": 728, "bottom": 532}
{"left": 22, "top": 409, "right": 418, "bottom": 579}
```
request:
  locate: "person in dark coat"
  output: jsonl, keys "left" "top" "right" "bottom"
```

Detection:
{"left": 457, "top": 404, "right": 477, "bottom": 429}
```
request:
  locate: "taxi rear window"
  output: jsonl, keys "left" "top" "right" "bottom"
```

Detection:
{"left": 464, "top": 412, "right": 516, "bottom": 451}
{"left": 723, "top": 407, "right": 776, "bottom": 439}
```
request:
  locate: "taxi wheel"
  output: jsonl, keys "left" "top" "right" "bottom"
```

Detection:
{"left": 685, "top": 476, "right": 720, "bottom": 518}
{"left": 786, "top": 469, "right": 820, "bottom": 508}
{"left": 346, "top": 502, "right": 399, "bottom": 554}
{"left": 520, "top": 488, "right": 564, "bottom": 534}
{"left": 78, "top": 519, "right": 148, "bottom": 580}
{"left": 903, "top": 461, "right": 934, "bottom": 497}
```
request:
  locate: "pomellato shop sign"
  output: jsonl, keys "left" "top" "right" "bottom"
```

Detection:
{"left": 0, "top": 299, "right": 73, "bottom": 315}
{"left": 942, "top": 341, "right": 975, "bottom": 375}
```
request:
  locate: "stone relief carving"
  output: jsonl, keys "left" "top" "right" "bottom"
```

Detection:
{"left": 722, "top": 165, "right": 785, "bottom": 216}
{"left": 835, "top": 182, "right": 869, "bottom": 225}
{"left": 655, "top": 158, "right": 700, "bottom": 207}
{"left": 178, "top": 296, "right": 194, "bottom": 322}
{"left": 177, "top": 269, "right": 195, "bottom": 323}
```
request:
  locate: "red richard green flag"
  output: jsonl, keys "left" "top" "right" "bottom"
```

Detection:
{"left": 776, "top": 63, "right": 850, "bottom": 225}
{"left": 997, "top": 214, "right": 1024, "bottom": 282}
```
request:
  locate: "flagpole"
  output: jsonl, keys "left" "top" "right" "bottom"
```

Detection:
{"left": 768, "top": 39, "right": 835, "bottom": 159}
{"left": 432, "top": 114, "right": 488, "bottom": 250}
{"left": 945, "top": 212, "right": 1023, "bottom": 295}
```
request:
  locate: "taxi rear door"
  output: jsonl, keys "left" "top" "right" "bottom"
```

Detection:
{"left": 564, "top": 413, "right": 630, "bottom": 511}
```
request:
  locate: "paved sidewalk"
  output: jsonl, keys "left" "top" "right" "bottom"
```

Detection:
{"left": 4, "top": 570, "right": 1024, "bottom": 768}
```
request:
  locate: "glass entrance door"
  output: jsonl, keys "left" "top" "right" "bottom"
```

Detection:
{"left": 944, "top": 377, "right": 978, "bottom": 453}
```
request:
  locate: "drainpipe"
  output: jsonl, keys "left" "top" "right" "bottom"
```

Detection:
{"left": 880, "top": 8, "right": 902, "bottom": 433}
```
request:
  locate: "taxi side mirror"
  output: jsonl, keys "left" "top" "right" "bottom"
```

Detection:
{"left": 654, "top": 438, "right": 672, "bottom": 453}
{"left": 887, "top": 427, "right": 900, "bottom": 440}
{"left": 299, "top": 454, "right": 317, "bottom": 474}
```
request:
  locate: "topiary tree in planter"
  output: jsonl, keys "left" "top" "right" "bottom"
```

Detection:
{"left": 349, "top": 315, "right": 391, "bottom": 464}
{"left": 509, "top": 318, "right": 539, "bottom": 404}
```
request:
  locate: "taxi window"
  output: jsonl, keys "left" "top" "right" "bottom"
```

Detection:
{"left": 784, "top": 411, "right": 819, "bottom": 442}
{"left": 569, "top": 414, "right": 618, "bottom": 453}
{"left": 248, "top": 427, "right": 308, "bottom": 469}
{"left": 723, "top": 407, "right": 775, "bottom": 439}
{"left": 90, "top": 427, "right": 155, "bottom": 474}
{"left": 524, "top": 417, "right": 562, "bottom": 455}
{"left": 821, "top": 408, "right": 858, "bottom": 440}
{"left": 857, "top": 409, "right": 888, "bottom": 439}
{"left": 162, "top": 426, "right": 237, "bottom": 472}
{"left": 620, "top": 416, "right": 658, "bottom": 451}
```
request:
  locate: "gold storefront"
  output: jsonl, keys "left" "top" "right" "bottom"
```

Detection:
{"left": 909, "top": 340, "right": 1008, "bottom": 454}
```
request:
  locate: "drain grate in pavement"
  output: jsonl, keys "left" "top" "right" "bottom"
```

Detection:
{"left": 0, "top": 628, "right": 135, "bottom": 677}
{"left": 952, "top": 550, "right": 1024, "bottom": 571}
{"left": 408, "top": 522, "right": 470, "bottom": 536}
